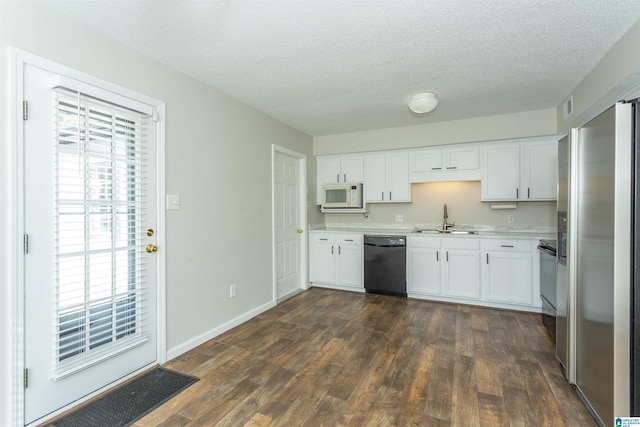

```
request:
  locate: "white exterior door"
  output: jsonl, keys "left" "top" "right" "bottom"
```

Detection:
{"left": 274, "top": 151, "right": 303, "bottom": 299}
{"left": 23, "top": 64, "right": 159, "bottom": 425}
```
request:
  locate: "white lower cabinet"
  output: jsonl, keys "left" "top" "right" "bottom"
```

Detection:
{"left": 407, "top": 235, "right": 539, "bottom": 311}
{"left": 443, "top": 239, "right": 481, "bottom": 300}
{"left": 407, "top": 237, "right": 441, "bottom": 295}
{"left": 407, "top": 236, "right": 480, "bottom": 300}
{"left": 310, "top": 232, "right": 363, "bottom": 290}
{"left": 310, "top": 232, "right": 540, "bottom": 311}
{"left": 336, "top": 242, "right": 363, "bottom": 287}
{"left": 482, "top": 239, "right": 533, "bottom": 306}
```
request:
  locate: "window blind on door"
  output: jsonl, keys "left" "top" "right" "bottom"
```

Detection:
{"left": 52, "top": 89, "right": 150, "bottom": 380}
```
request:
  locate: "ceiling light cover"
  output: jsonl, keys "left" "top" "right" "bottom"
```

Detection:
{"left": 409, "top": 92, "right": 439, "bottom": 114}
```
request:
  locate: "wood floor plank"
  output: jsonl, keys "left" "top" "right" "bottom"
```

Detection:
{"left": 477, "top": 392, "right": 509, "bottom": 427}
{"left": 128, "top": 288, "right": 597, "bottom": 427}
{"left": 455, "top": 309, "right": 474, "bottom": 357}
{"left": 502, "top": 385, "right": 539, "bottom": 427}
{"left": 338, "top": 344, "right": 396, "bottom": 425}
{"left": 398, "top": 346, "right": 435, "bottom": 426}
{"left": 451, "top": 354, "right": 480, "bottom": 427}
{"left": 474, "top": 357, "right": 503, "bottom": 397}
{"left": 423, "top": 344, "right": 454, "bottom": 421}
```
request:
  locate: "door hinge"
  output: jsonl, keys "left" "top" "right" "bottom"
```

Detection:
{"left": 23, "top": 234, "right": 29, "bottom": 254}
{"left": 23, "top": 100, "right": 28, "bottom": 121}
{"left": 24, "top": 368, "right": 28, "bottom": 389}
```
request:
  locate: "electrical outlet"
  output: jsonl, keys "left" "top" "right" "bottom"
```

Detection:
{"left": 395, "top": 214, "right": 403, "bottom": 223}
{"left": 230, "top": 283, "right": 237, "bottom": 298}
{"left": 508, "top": 215, "right": 515, "bottom": 224}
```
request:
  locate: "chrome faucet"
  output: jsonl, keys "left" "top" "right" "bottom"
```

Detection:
{"left": 443, "top": 203, "right": 455, "bottom": 230}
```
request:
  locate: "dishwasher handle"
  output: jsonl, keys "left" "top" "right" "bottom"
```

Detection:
{"left": 364, "top": 243, "right": 406, "bottom": 248}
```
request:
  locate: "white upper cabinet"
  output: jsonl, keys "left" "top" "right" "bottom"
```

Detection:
{"left": 523, "top": 140, "right": 558, "bottom": 200}
{"left": 444, "top": 146, "right": 479, "bottom": 171}
{"left": 410, "top": 145, "right": 481, "bottom": 183}
{"left": 318, "top": 154, "right": 364, "bottom": 185}
{"left": 481, "top": 136, "right": 558, "bottom": 201}
{"left": 316, "top": 154, "right": 364, "bottom": 204}
{"left": 411, "top": 149, "right": 442, "bottom": 172}
{"left": 482, "top": 144, "right": 520, "bottom": 200}
{"left": 364, "top": 151, "right": 410, "bottom": 203}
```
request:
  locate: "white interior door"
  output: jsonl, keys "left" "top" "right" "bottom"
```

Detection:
{"left": 23, "top": 63, "right": 158, "bottom": 425}
{"left": 274, "top": 151, "right": 303, "bottom": 300}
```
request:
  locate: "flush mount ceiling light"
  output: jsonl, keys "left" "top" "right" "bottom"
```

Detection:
{"left": 408, "top": 92, "right": 439, "bottom": 114}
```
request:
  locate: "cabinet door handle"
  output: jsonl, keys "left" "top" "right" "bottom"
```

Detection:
{"left": 486, "top": 253, "right": 489, "bottom": 264}
{"left": 319, "top": 238, "right": 328, "bottom": 241}
{"left": 344, "top": 173, "right": 347, "bottom": 182}
{"left": 500, "top": 245, "right": 514, "bottom": 248}
{"left": 389, "top": 191, "right": 392, "bottom": 201}
{"left": 446, "top": 166, "right": 457, "bottom": 170}
{"left": 527, "top": 187, "right": 530, "bottom": 199}
{"left": 516, "top": 188, "right": 519, "bottom": 198}
{"left": 436, "top": 251, "right": 439, "bottom": 262}
{"left": 381, "top": 191, "right": 384, "bottom": 200}
{"left": 338, "top": 246, "right": 341, "bottom": 255}
{"left": 431, "top": 167, "right": 442, "bottom": 170}
{"left": 344, "top": 239, "right": 354, "bottom": 242}
{"left": 337, "top": 174, "right": 340, "bottom": 183}
{"left": 446, "top": 251, "right": 449, "bottom": 262}
{"left": 331, "top": 246, "right": 334, "bottom": 254}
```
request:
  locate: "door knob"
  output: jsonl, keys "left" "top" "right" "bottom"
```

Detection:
{"left": 145, "top": 244, "right": 158, "bottom": 253}
{"left": 297, "top": 228, "right": 303, "bottom": 234}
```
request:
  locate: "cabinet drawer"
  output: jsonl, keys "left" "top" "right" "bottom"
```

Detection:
{"left": 407, "top": 235, "right": 440, "bottom": 248}
{"left": 338, "top": 234, "right": 362, "bottom": 245}
{"left": 482, "top": 239, "right": 531, "bottom": 252}
{"left": 312, "top": 234, "right": 336, "bottom": 244}
{"left": 443, "top": 238, "right": 480, "bottom": 250}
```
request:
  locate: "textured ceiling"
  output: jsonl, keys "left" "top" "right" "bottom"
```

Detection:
{"left": 43, "top": 0, "right": 640, "bottom": 136}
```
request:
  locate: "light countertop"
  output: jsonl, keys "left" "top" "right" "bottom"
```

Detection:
{"left": 309, "top": 223, "right": 555, "bottom": 240}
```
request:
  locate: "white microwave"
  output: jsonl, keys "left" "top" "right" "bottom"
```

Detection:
{"left": 322, "top": 183, "right": 363, "bottom": 209}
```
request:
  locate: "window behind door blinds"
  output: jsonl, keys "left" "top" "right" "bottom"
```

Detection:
{"left": 52, "top": 89, "right": 150, "bottom": 380}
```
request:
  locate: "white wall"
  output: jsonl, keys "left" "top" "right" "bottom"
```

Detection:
{"left": 313, "top": 108, "right": 557, "bottom": 155}
{"left": 557, "top": 19, "right": 640, "bottom": 132}
{"left": 0, "top": 2, "right": 316, "bottom": 423}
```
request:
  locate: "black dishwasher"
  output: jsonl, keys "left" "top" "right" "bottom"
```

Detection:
{"left": 364, "top": 235, "right": 406, "bottom": 297}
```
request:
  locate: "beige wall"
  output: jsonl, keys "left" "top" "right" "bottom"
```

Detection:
{"left": 313, "top": 108, "right": 557, "bottom": 155}
{"left": 0, "top": 2, "right": 315, "bottom": 423}
{"left": 323, "top": 182, "right": 556, "bottom": 227}
{"left": 557, "top": 20, "right": 640, "bottom": 132}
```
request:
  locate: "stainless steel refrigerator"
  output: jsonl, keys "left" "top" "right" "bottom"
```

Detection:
{"left": 557, "top": 99, "right": 639, "bottom": 425}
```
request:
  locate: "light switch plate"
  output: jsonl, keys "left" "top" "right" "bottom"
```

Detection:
{"left": 166, "top": 194, "right": 181, "bottom": 210}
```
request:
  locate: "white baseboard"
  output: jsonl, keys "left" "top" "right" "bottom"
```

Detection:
{"left": 166, "top": 299, "right": 277, "bottom": 361}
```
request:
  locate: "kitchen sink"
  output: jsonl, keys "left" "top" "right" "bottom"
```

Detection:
{"left": 413, "top": 229, "right": 478, "bottom": 235}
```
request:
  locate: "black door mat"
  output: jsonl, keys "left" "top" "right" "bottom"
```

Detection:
{"left": 45, "top": 367, "right": 199, "bottom": 427}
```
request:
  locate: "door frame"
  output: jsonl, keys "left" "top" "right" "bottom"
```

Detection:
{"left": 271, "top": 145, "right": 308, "bottom": 303}
{"left": 7, "top": 48, "right": 167, "bottom": 426}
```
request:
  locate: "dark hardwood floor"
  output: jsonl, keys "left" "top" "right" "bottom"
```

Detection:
{"left": 136, "top": 288, "right": 596, "bottom": 426}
